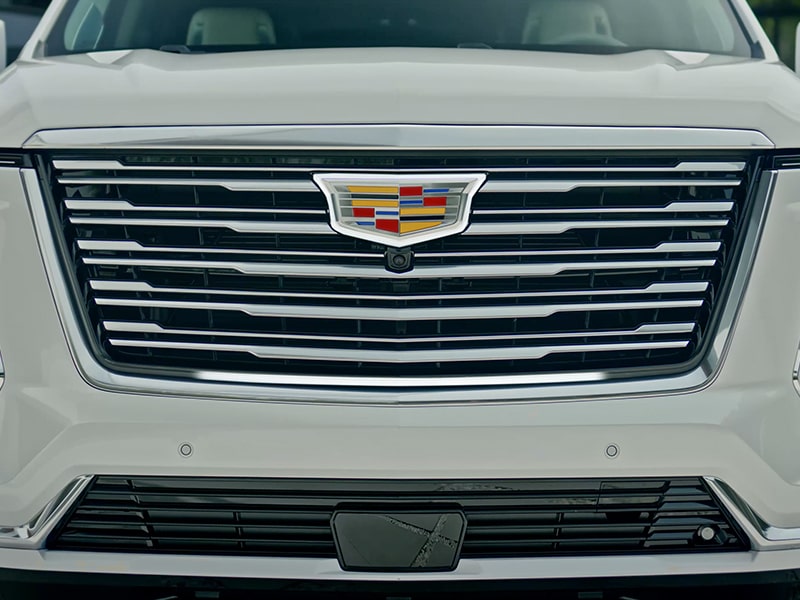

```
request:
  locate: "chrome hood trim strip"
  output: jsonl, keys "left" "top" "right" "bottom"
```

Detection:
{"left": 52, "top": 158, "right": 749, "bottom": 173}
{"left": 24, "top": 125, "right": 775, "bottom": 151}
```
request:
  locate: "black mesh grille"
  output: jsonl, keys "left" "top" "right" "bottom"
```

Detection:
{"left": 48, "top": 476, "right": 748, "bottom": 558}
{"left": 38, "top": 151, "right": 762, "bottom": 383}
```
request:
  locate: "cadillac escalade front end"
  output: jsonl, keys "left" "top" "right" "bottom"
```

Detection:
{"left": 1, "top": 0, "right": 800, "bottom": 596}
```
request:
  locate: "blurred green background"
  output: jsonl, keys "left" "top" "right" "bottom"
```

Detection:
{"left": 750, "top": 0, "right": 800, "bottom": 67}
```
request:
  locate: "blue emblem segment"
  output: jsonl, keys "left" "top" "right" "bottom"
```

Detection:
{"left": 424, "top": 188, "right": 450, "bottom": 194}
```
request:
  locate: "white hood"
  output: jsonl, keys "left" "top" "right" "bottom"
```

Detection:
{"left": 1, "top": 47, "right": 799, "bottom": 148}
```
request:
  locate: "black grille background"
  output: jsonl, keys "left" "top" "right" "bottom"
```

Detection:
{"left": 48, "top": 476, "right": 747, "bottom": 558}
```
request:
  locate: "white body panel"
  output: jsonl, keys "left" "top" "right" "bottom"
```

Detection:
{"left": 2, "top": 48, "right": 800, "bottom": 150}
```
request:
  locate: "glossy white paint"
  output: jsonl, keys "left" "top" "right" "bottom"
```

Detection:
{"left": 1, "top": 0, "right": 800, "bottom": 582}
{"left": 2, "top": 48, "right": 800, "bottom": 150}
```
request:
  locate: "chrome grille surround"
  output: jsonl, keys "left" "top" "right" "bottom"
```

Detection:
{"left": 20, "top": 126, "right": 775, "bottom": 403}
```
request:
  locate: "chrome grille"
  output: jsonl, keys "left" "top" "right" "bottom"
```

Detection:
{"left": 40, "top": 152, "right": 759, "bottom": 384}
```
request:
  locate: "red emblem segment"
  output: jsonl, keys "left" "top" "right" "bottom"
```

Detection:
{"left": 376, "top": 219, "right": 400, "bottom": 233}
{"left": 423, "top": 197, "right": 448, "bottom": 207}
{"left": 353, "top": 207, "right": 375, "bottom": 218}
{"left": 400, "top": 186, "right": 424, "bottom": 197}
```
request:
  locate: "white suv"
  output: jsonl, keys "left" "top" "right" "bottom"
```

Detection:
{"left": 0, "top": 0, "right": 799, "bottom": 596}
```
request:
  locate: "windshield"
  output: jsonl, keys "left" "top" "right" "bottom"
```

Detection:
{"left": 44, "top": 0, "right": 754, "bottom": 58}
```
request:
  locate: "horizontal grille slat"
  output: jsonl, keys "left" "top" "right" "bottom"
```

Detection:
{"left": 93, "top": 298, "right": 705, "bottom": 320}
{"left": 49, "top": 476, "right": 747, "bottom": 559}
{"left": 51, "top": 159, "right": 749, "bottom": 173}
{"left": 59, "top": 177, "right": 320, "bottom": 192}
{"left": 480, "top": 179, "right": 740, "bottom": 193}
{"left": 91, "top": 280, "right": 710, "bottom": 302}
{"left": 474, "top": 202, "right": 734, "bottom": 215}
{"left": 42, "top": 150, "right": 758, "bottom": 381}
{"left": 70, "top": 218, "right": 334, "bottom": 235}
{"left": 103, "top": 321, "right": 697, "bottom": 344}
{"left": 81, "top": 257, "right": 719, "bottom": 279}
{"left": 58, "top": 177, "right": 741, "bottom": 194}
{"left": 71, "top": 520, "right": 332, "bottom": 534}
{"left": 466, "top": 220, "right": 730, "bottom": 236}
{"left": 78, "top": 239, "right": 722, "bottom": 258}
{"left": 69, "top": 217, "right": 731, "bottom": 236}
{"left": 65, "top": 199, "right": 327, "bottom": 215}
{"left": 80, "top": 240, "right": 379, "bottom": 258}
{"left": 63, "top": 526, "right": 334, "bottom": 540}
{"left": 107, "top": 339, "right": 691, "bottom": 363}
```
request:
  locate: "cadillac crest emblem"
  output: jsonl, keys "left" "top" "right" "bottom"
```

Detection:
{"left": 314, "top": 173, "right": 487, "bottom": 248}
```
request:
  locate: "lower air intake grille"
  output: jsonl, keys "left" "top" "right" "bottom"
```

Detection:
{"left": 39, "top": 151, "right": 761, "bottom": 385}
{"left": 49, "top": 477, "right": 747, "bottom": 558}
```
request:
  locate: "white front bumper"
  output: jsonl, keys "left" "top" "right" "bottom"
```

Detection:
{"left": 3, "top": 548, "right": 800, "bottom": 581}
{"left": 2, "top": 164, "right": 800, "bottom": 578}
